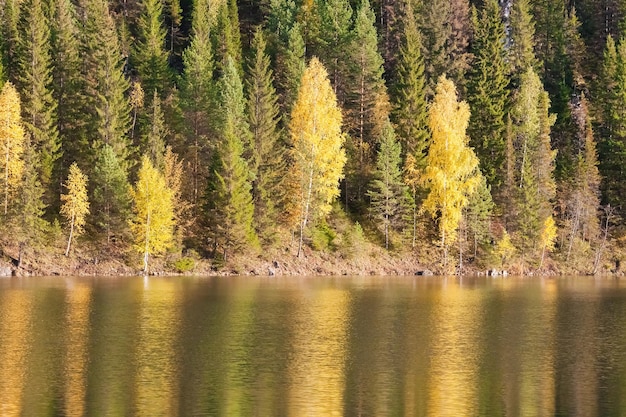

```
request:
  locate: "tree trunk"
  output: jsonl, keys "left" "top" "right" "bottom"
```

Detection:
{"left": 65, "top": 215, "right": 75, "bottom": 257}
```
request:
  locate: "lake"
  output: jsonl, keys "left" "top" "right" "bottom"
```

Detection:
{"left": 0, "top": 275, "right": 625, "bottom": 416}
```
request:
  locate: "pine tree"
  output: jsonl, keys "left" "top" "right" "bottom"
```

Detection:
{"left": 318, "top": 0, "right": 352, "bottom": 106}
{"left": 61, "top": 162, "right": 89, "bottom": 256}
{"left": 180, "top": 0, "right": 216, "bottom": 208}
{"left": 90, "top": 144, "right": 132, "bottom": 244}
{"left": 133, "top": 0, "right": 172, "bottom": 102}
{"left": 81, "top": 0, "right": 132, "bottom": 168}
{"left": 345, "top": 0, "right": 389, "bottom": 207}
{"left": 130, "top": 155, "right": 174, "bottom": 273}
{"left": 16, "top": 0, "right": 60, "bottom": 210}
{"left": 391, "top": 0, "right": 428, "bottom": 162}
{"left": 204, "top": 56, "right": 257, "bottom": 259}
{"left": 246, "top": 28, "right": 285, "bottom": 242}
{"left": 367, "top": 120, "right": 411, "bottom": 250}
{"left": 288, "top": 57, "right": 346, "bottom": 257}
{"left": 213, "top": 0, "right": 242, "bottom": 76}
{"left": 508, "top": 0, "right": 537, "bottom": 75}
{"left": 466, "top": 0, "right": 510, "bottom": 193}
{"left": 422, "top": 75, "right": 480, "bottom": 268}
{"left": 510, "top": 68, "right": 556, "bottom": 252}
{"left": 279, "top": 22, "right": 306, "bottom": 115}
{"left": 2, "top": 0, "right": 21, "bottom": 81}
{"left": 0, "top": 82, "right": 25, "bottom": 217}
{"left": 144, "top": 90, "right": 168, "bottom": 170}
{"left": 51, "top": 0, "right": 88, "bottom": 175}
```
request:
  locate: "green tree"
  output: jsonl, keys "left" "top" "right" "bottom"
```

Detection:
{"left": 510, "top": 68, "right": 556, "bottom": 252}
{"left": 204, "top": 56, "right": 257, "bottom": 259}
{"left": 278, "top": 22, "right": 306, "bottom": 116}
{"left": 0, "top": 82, "right": 25, "bottom": 216}
{"left": 213, "top": 0, "right": 242, "bottom": 76}
{"left": 16, "top": 0, "right": 60, "bottom": 209}
{"left": 144, "top": 91, "right": 168, "bottom": 169}
{"left": 90, "top": 144, "right": 132, "bottom": 244}
{"left": 318, "top": 0, "right": 352, "bottom": 106}
{"left": 467, "top": 0, "right": 510, "bottom": 194}
{"left": 422, "top": 75, "right": 480, "bottom": 268}
{"left": 288, "top": 57, "right": 346, "bottom": 257}
{"left": 391, "top": 0, "right": 429, "bottom": 162}
{"left": 367, "top": 120, "right": 411, "bottom": 250}
{"left": 246, "top": 28, "right": 285, "bottom": 242}
{"left": 81, "top": 0, "right": 132, "bottom": 168}
{"left": 133, "top": 0, "right": 172, "bottom": 102}
{"left": 508, "top": 0, "right": 537, "bottom": 75}
{"left": 180, "top": 0, "right": 215, "bottom": 208}
{"left": 61, "top": 162, "right": 89, "bottom": 256}
{"left": 130, "top": 155, "right": 174, "bottom": 273}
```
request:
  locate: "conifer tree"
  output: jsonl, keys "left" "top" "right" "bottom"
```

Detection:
{"left": 422, "top": 75, "right": 479, "bottom": 268}
{"left": 367, "top": 120, "right": 411, "bottom": 250}
{"left": 81, "top": 0, "right": 132, "bottom": 168}
{"left": 51, "top": 0, "right": 88, "bottom": 174}
{"left": 510, "top": 68, "right": 556, "bottom": 252}
{"left": 2, "top": 0, "right": 20, "bottom": 81}
{"left": 508, "top": 0, "right": 537, "bottom": 75}
{"left": 213, "top": 0, "right": 242, "bottom": 76}
{"left": 392, "top": 0, "right": 428, "bottom": 161}
{"left": 467, "top": 0, "right": 510, "bottom": 193}
{"left": 16, "top": 136, "right": 47, "bottom": 245}
{"left": 204, "top": 56, "right": 257, "bottom": 259}
{"left": 318, "top": 0, "right": 352, "bottom": 106}
{"left": 90, "top": 144, "right": 132, "bottom": 244}
{"left": 144, "top": 91, "right": 168, "bottom": 169}
{"left": 0, "top": 82, "right": 25, "bottom": 216}
{"left": 288, "top": 57, "right": 346, "bottom": 257}
{"left": 279, "top": 22, "right": 306, "bottom": 115}
{"left": 464, "top": 172, "right": 494, "bottom": 260}
{"left": 133, "top": 0, "right": 172, "bottom": 102}
{"left": 61, "top": 162, "right": 89, "bottom": 256}
{"left": 180, "top": 0, "right": 216, "bottom": 207}
{"left": 345, "top": 0, "right": 389, "bottom": 207}
{"left": 16, "top": 0, "right": 60, "bottom": 209}
{"left": 164, "top": 0, "right": 183, "bottom": 59}
{"left": 246, "top": 28, "right": 285, "bottom": 242}
{"left": 130, "top": 155, "right": 174, "bottom": 273}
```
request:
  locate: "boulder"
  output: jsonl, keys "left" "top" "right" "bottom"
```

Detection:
{"left": 415, "top": 269, "right": 433, "bottom": 276}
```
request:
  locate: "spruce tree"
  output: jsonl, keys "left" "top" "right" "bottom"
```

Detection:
{"left": 213, "top": 0, "right": 242, "bottom": 77}
{"left": 144, "top": 90, "right": 168, "bottom": 170}
{"left": 466, "top": 0, "right": 509, "bottom": 194}
{"left": 508, "top": 0, "right": 537, "bottom": 76}
{"left": 345, "top": 0, "right": 389, "bottom": 207}
{"left": 80, "top": 0, "right": 132, "bottom": 168}
{"left": 318, "top": 0, "right": 352, "bottom": 106}
{"left": 51, "top": 0, "right": 88, "bottom": 175}
{"left": 279, "top": 22, "right": 305, "bottom": 115}
{"left": 2, "top": 0, "right": 20, "bottom": 81}
{"left": 180, "top": 0, "right": 215, "bottom": 208}
{"left": 392, "top": 0, "right": 428, "bottom": 162}
{"left": 246, "top": 28, "right": 285, "bottom": 242}
{"left": 367, "top": 120, "right": 411, "bottom": 250}
{"left": 204, "top": 56, "right": 257, "bottom": 259}
{"left": 510, "top": 68, "right": 556, "bottom": 252}
{"left": 133, "top": 0, "right": 172, "bottom": 102}
{"left": 16, "top": 0, "right": 60, "bottom": 211}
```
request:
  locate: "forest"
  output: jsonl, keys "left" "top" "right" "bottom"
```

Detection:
{"left": 0, "top": 0, "right": 623, "bottom": 274}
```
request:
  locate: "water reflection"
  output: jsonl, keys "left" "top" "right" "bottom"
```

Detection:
{"left": 1, "top": 276, "right": 626, "bottom": 415}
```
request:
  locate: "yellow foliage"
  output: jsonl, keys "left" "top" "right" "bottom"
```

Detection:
{"left": 494, "top": 229, "right": 515, "bottom": 267}
{"left": 130, "top": 156, "right": 175, "bottom": 272}
{"left": 541, "top": 215, "right": 557, "bottom": 252}
{"left": 0, "top": 82, "right": 25, "bottom": 216}
{"left": 61, "top": 163, "right": 89, "bottom": 256}
{"left": 422, "top": 76, "right": 480, "bottom": 253}
{"left": 289, "top": 57, "right": 346, "bottom": 254}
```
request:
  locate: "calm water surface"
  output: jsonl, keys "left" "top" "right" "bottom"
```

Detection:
{"left": 1, "top": 275, "right": 626, "bottom": 416}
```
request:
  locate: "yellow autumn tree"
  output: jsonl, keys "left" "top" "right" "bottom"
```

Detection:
{"left": 422, "top": 75, "right": 480, "bottom": 268}
{"left": 0, "top": 82, "right": 25, "bottom": 216}
{"left": 130, "top": 155, "right": 174, "bottom": 273}
{"left": 288, "top": 57, "right": 346, "bottom": 257}
{"left": 61, "top": 163, "right": 89, "bottom": 256}
{"left": 539, "top": 215, "right": 557, "bottom": 268}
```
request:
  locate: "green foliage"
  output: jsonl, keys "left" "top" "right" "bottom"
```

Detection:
{"left": 204, "top": 57, "right": 258, "bottom": 259}
{"left": 467, "top": 0, "right": 510, "bottom": 193}
{"left": 310, "top": 222, "right": 337, "bottom": 251}
{"left": 172, "top": 256, "right": 196, "bottom": 273}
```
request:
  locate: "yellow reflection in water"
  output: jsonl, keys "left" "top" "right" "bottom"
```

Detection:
{"left": 135, "top": 278, "right": 181, "bottom": 416}
{"left": 288, "top": 286, "right": 349, "bottom": 416}
{"left": 63, "top": 281, "right": 92, "bottom": 417}
{"left": 0, "top": 287, "right": 33, "bottom": 416}
{"left": 428, "top": 278, "right": 481, "bottom": 416}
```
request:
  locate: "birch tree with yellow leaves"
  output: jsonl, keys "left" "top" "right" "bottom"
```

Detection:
{"left": 0, "top": 82, "right": 25, "bottom": 217}
{"left": 61, "top": 163, "right": 89, "bottom": 256}
{"left": 422, "top": 75, "right": 480, "bottom": 268}
{"left": 130, "top": 156, "right": 174, "bottom": 274}
{"left": 289, "top": 57, "right": 346, "bottom": 257}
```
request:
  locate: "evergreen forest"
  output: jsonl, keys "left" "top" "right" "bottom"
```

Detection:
{"left": 0, "top": 0, "right": 624, "bottom": 274}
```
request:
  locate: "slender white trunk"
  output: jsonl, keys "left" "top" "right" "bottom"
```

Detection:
{"left": 143, "top": 212, "right": 150, "bottom": 274}
{"left": 65, "top": 214, "right": 75, "bottom": 257}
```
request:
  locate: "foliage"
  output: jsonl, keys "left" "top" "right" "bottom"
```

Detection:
{"left": 288, "top": 57, "right": 346, "bottom": 257}
{"left": 0, "top": 82, "right": 25, "bottom": 216}
{"left": 494, "top": 229, "right": 515, "bottom": 268}
{"left": 130, "top": 155, "right": 174, "bottom": 273}
{"left": 172, "top": 256, "right": 196, "bottom": 273}
{"left": 422, "top": 75, "right": 480, "bottom": 266}
{"left": 61, "top": 163, "right": 89, "bottom": 256}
